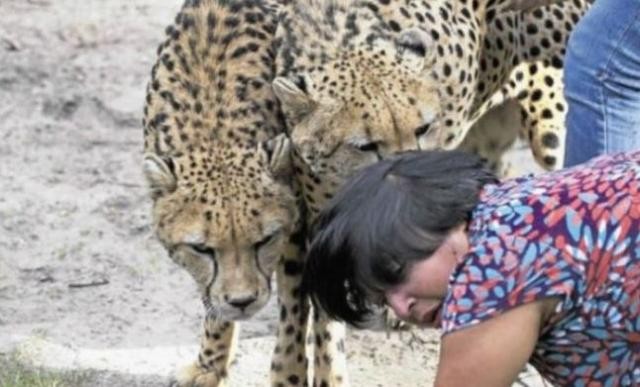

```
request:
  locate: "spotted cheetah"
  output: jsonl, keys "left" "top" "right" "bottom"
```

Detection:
{"left": 273, "top": 0, "right": 591, "bottom": 213}
{"left": 142, "top": 0, "right": 310, "bottom": 385}
{"left": 270, "top": 0, "right": 590, "bottom": 384}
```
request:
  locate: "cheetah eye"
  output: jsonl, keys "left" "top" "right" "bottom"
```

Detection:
{"left": 254, "top": 232, "right": 278, "bottom": 251}
{"left": 355, "top": 142, "right": 379, "bottom": 153}
{"left": 189, "top": 244, "right": 216, "bottom": 257}
{"left": 414, "top": 123, "right": 432, "bottom": 137}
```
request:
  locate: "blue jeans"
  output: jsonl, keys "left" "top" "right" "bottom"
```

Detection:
{"left": 563, "top": 0, "right": 640, "bottom": 167}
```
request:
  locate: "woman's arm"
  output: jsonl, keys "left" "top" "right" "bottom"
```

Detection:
{"left": 435, "top": 298, "right": 556, "bottom": 387}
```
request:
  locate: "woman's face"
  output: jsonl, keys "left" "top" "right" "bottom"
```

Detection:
{"left": 384, "top": 226, "right": 468, "bottom": 327}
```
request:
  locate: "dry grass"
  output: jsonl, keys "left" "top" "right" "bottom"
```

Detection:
{"left": 0, "top": 354, "right": 90, "bottom": 387}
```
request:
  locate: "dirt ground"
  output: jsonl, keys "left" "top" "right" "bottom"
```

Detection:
{"left": 0, "top": 1, "right": 545, "bottom": 386}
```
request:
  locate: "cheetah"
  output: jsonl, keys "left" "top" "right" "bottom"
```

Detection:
{"left": 273, "top": 0, "right": 591, "bottom": 213}
{"left": 142, "top": 0, "right": 310, "bottom": 385}
{"left": 270, "top": 0, "right": 590, "bottom": 384}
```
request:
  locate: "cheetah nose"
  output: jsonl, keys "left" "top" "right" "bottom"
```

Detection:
{"left": 226, "top": 295, "right": 258, "bottom": 309}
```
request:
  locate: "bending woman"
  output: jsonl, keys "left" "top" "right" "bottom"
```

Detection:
{"left": 304, "top": 150, "right": 640, "bottom": 386}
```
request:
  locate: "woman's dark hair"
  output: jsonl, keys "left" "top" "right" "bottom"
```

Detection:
{"left": 302, "top": 150, "right": 497, "bottom": 326}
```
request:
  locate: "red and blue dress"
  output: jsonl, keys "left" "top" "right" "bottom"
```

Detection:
{"left": 441, "top": 151, "right": 640, "bottom": 386}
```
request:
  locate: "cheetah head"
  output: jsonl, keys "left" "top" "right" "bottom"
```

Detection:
{"left": 273, "top": 29, "right": 441, "bottom": 192}
{"left": 144, "top": 135, "right": 298, "bottom": 320}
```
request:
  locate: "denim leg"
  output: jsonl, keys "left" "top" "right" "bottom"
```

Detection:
{"left": 563, "top": 0, "right": 640, "bottom": 167}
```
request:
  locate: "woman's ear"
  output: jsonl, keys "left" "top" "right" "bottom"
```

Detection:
{"left": 448, "top": 223, "right": 470, "bottom": 261}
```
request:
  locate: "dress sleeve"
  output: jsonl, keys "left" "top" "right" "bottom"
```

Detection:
{"left": 440, "top": 228, "right": 583, "bottom": 335}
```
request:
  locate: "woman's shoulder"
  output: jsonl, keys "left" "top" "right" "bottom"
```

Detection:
{"left": 475, "top": 150, "right": 640, "bottom": 226}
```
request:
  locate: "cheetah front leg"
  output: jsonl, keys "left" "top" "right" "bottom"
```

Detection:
{"left": 312, "top": 311, "right": 349, "bottom": 387}
{"left": 270, "top": 241, "right": 310, "bottom": 386}
{"left": 171, "top": 319, "right": 238, "bottom": 387}
{"left": 515, "top": 66, "right": 566, "bottom": 170}
{"left": 460, "top": 99, "right": 522, "bottom": 178}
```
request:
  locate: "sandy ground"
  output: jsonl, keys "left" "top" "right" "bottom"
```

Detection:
{"left": 0, "top": 1, "right": 545, "bottom": 386}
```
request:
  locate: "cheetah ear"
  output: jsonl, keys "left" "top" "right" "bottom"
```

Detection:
{"left": 272, "top": 75, "right": 315, "bottom": 123}
{"left": 263, "top": 133, "right": 293, "bottom": 179}
{"left": 396, "top": 28, "right": 436, "bottom": 72}
{"left": 143, "top": 153, "right": 177, "bottom": 197}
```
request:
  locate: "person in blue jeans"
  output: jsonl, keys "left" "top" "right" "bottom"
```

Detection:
{"left": 564, "top": 0, "right": 640, "bottom": 167}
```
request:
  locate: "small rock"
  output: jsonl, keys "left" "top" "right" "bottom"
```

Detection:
{"left": 2, "top": 37, "right": 21, "bottom": 52}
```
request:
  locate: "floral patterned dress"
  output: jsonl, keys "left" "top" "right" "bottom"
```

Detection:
{"left": 441, "top": 151, "right": 640, "bottom": 386}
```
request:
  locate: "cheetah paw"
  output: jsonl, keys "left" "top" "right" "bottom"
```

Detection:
{"left": 168, "top": 363, "right": 227, "bottom": 387}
